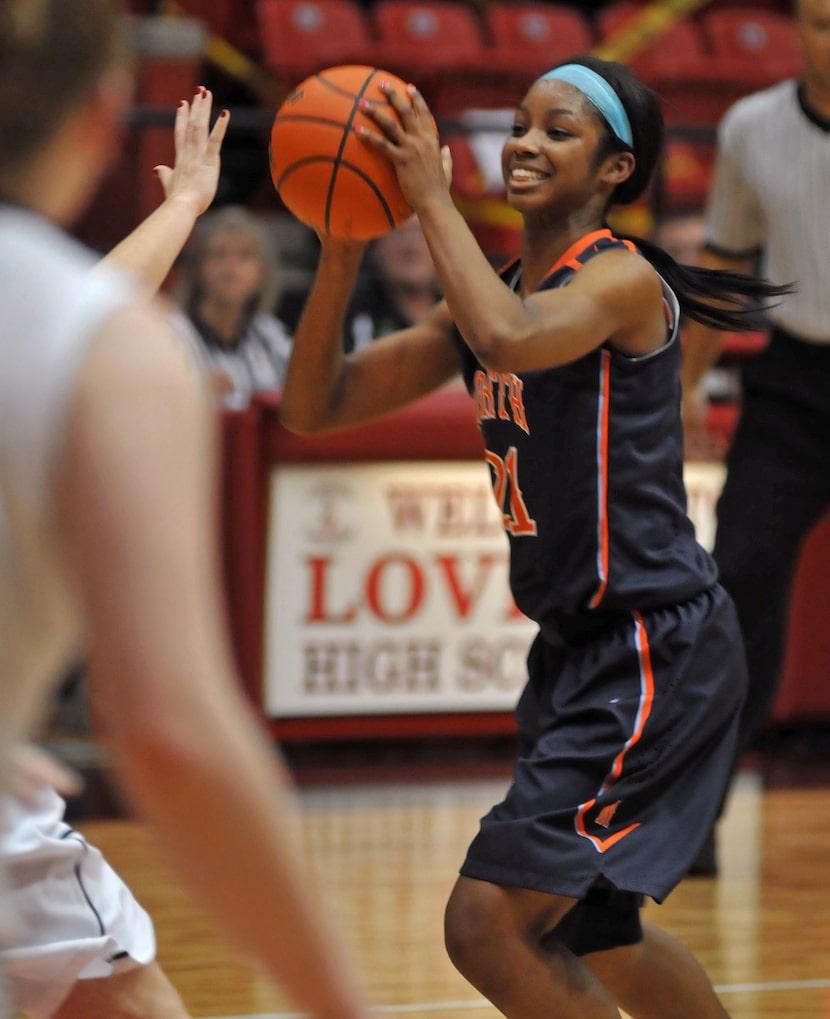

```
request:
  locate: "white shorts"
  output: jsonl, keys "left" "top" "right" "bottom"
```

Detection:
{"left": 1, "top": 786, "right": 156, "bottom": 1018}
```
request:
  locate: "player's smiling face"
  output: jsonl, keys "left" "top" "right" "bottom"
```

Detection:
{"left": 501, "top": 79, "right": 607, "bottom": 215}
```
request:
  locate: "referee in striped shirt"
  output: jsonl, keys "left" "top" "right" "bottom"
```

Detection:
{"left": 681, "top": 0, "right": 830, "bottom": 875}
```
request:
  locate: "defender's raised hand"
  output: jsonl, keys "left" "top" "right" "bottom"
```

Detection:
{"left": 155, "top": 86, "right": 229, "bottom": 215}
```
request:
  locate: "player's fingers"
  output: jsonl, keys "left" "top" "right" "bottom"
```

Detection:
{"left": 378, "top": 80, "right": 411, "bottom": 120}
{"left": 354, "top": 123, "right": 389, "bottom": 150}
{"left": 441, "top": 144, "right": 453, "bottom": 187}
{"left": 405, "top": 83, "right": 431, "bottom": 120}
{"left": 11, "top": 744, "right": 83, "bottom": 803}
{"left": 208, "top": 108, "right": 231, "bottom": 155}
{"left": 154, "top": 165, "right": 173, "bottom": 197}
{"left": 189, "top": 86, "right": 212, "bottom": 139}
{"left": 359, "top": 100, "right": 403, "bottom": 143}
{"left": 173, "top": 97, "right": 190, "bottom": 151}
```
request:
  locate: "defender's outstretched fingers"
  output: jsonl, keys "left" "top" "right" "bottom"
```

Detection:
{"left": 208, "top": 101, "right": 230, "bottom": 154}
{"left": 172, "top": 96, "right": 190, "bottom": 155}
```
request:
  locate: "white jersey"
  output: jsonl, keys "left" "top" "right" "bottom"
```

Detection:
{"left": 0, "top": 207, "right": 159, "bottom": 1013}
{"left": 0, "top": 206, "right": 135, "bottom": 746}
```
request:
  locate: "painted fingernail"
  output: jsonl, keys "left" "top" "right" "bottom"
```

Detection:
{"left": 358, "top": 97, "right": 369, "bottom": 108}
{"left": 355, "top": 124, "right": 365, "bottom": 134}
{"left": 407, "top": 83, "right": 416, "bottom": 93}
{"left": 178, "top": 99, "right": 186, "bottom": 107}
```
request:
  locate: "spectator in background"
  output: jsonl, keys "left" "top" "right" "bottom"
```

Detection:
{"left": 655, "top": 206, "right": 705, "bottom": 268}
{"left": 680, "top": 0, "right": 830, "bottom": 875}
{"left": 343, "top": 216, "right": 441, "bottom": 352}
{"left": 175, "top": 205, "right": 293, "bottom": 408}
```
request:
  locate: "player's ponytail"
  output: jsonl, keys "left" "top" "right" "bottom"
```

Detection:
{"left": 616, "top": 232, "right": 793, "bottom": 331}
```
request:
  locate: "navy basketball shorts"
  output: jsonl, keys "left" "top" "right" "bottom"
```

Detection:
{"left": 459, "top": 584, "right": 746, "bottom": 955}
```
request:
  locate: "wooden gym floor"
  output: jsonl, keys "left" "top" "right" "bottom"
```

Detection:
{"left": 60, "top": 730, "right": 830, "bottom": 1019}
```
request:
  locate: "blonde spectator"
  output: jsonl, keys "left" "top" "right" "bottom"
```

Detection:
{"left": 176, "top": 205, "right": 293, "bottom": 408}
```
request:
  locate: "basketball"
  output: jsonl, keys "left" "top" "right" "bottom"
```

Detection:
{"left": 269, "top": 65, "right": 431, "bottom": 240}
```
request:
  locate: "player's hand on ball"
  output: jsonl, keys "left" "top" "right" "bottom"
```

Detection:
{"left": 358, "top": 83, "right": 449, "bottom": 212}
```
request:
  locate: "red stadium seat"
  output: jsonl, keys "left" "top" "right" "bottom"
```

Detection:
{"left": 596, "top": 2, "right": 735, "bottom": 126}
{"left": 171, "top": 0, "right": 235, "bottom": 36}
{"left": 371, "top": 1, "right": 487, "bottom": 76}
{"left": 701, "top": 7, "right": 802, "bottom": 89}
{"left": 486, "top": 3, "right": 594, "bottom": 87}
{"left": 256, "top": 0, "right": 378, "bottom": 86}
{"left": 370, "top": 1, "right": 508, "bottom": 114}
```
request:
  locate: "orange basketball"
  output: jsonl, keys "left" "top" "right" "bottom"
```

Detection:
{"left": 269, "top": 65, "right": 431, "bottom": 240}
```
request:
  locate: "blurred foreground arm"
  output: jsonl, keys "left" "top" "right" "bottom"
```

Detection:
{"left": 55, "top": 304, "right": 370, "bottom": 1019}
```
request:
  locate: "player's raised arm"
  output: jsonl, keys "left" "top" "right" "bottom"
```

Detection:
{"left": 279, "top": 233, "right": 460, "bottom": 434}
{"left": 96, "top": 87, "right": 228, "bottom": 299}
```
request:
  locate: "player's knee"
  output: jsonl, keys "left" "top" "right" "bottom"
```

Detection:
{"left": 444, "top": 877, "right": 504, "bottom": 976}
{"left": 443, "top": 887, "right": 477, "bottom": 971}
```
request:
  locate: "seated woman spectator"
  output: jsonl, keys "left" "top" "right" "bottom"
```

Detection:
{"left": 343, "top": 215, "right": 441, "bottom": 352}
{"left": 175, "top": 205, "right": 292, "bottom": 409}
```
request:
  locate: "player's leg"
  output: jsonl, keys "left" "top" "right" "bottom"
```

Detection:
{"left": 582, "top": 921, "right": 730, "bottom": 1019}
{"left": 715, "top": 340, "right": 830, "bottom": 752}
{"left": 51, "top": 959, "right": 190, "bottom": 1019}
{"left": 714, "top": 446, "right": 828, "bottom": 748}
{"left": 444, "top": 875, "right": 622, "bottom": 1018}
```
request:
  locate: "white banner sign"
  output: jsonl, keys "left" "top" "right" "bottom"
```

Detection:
{"left": 263, "top": 459, "right": 727, "bottom": 718}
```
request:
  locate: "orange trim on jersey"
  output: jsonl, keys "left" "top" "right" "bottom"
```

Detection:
{"left": 539, "top": 229, "right": 637, "bottom": 285}
{"left": 575, "top": 808, "right": 640, "bottom": 851}
{"left": 574, "top": 611, "right": 656, "bottom": 853}
{"left": 497, "top": 255, "right": 520, "bottom": 279}
{"left": 589, "top": 348, "right": 611, "bottom": 609}
{"left": 542, "top": 228, "right": 613, "bottom": 282}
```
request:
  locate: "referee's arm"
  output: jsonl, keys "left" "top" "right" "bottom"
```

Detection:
{"left": 680, "top": 247, "right": 755, "bottom": 394}
{"left": 679, "top": 247, "right": 756, "bottom": 456}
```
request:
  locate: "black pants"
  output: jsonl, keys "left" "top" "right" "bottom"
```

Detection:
{"left": 714, "top": 327, "right": 830, "bottom": 750}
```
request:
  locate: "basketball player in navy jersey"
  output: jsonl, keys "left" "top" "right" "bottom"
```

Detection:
{"left": 280, "top": 56, "right": 788, "bottom": 1018}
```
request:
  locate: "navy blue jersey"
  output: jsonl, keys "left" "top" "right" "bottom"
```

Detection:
{"left": 455, "top": 229, "right": 717, "bottom": 637}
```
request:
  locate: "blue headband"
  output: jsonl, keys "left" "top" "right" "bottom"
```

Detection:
{"left": 538, "top": 64, "right": 633, "bottom": 147}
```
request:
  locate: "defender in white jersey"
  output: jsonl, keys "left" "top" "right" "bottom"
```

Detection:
{"left": 681, "top": 0, "right": 830, "bottom": 876}
{"left": 0, "top": 79, "right": 227, "bottom": 1019}
{"left": 0, "top": 5, "right": 371, "bottom": 1019}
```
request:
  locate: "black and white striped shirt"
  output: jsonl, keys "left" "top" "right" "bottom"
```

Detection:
{"left": 705, "top": 80, "right": 830, "bottom": 343}
{"left": 174, "top": 312, "right": 293, "bottom": 410}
